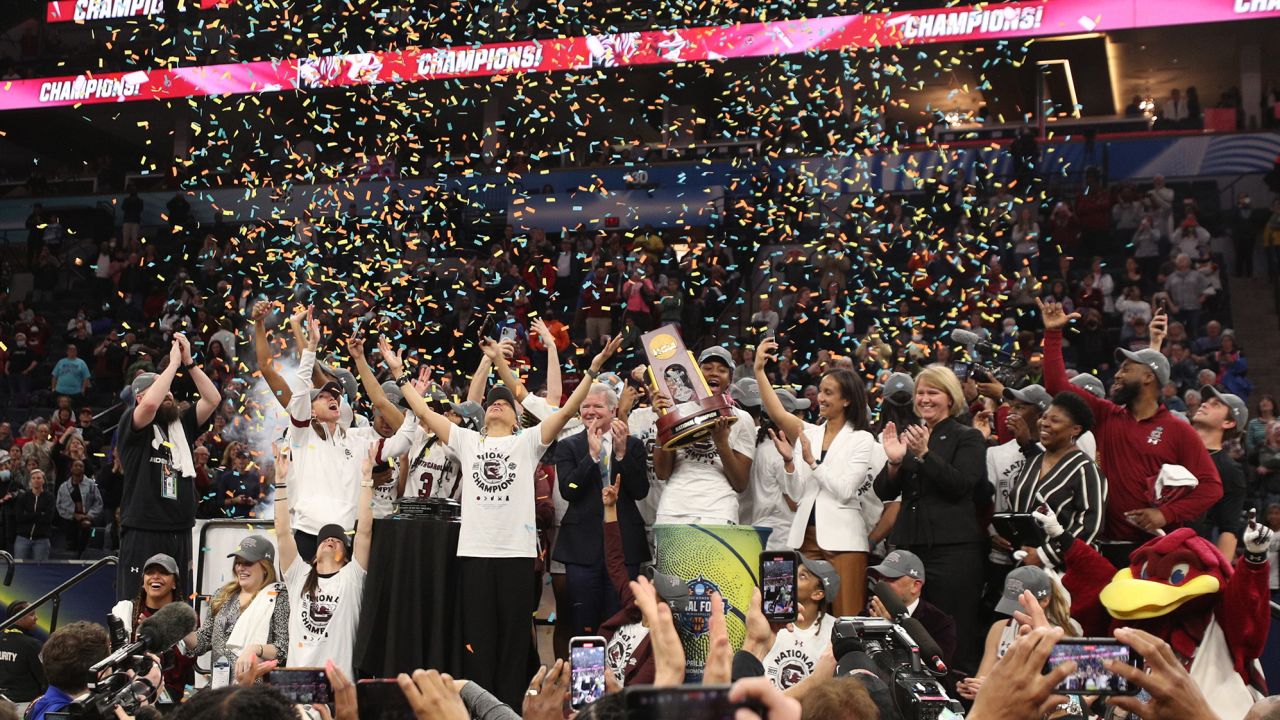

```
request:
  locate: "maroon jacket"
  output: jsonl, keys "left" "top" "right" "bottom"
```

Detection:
{"left": 598, "top": 521, "right": 655, "bottom": 685}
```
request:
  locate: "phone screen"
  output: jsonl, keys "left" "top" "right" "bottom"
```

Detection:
{"left": 1044, "top": 640, "right": 1142, "bottom": 695}
{"left": 625, "top": 685, "right": 758, "bottom": 720}
{"left": 357, "top": 680, "right": 416, "bottom": 720}
{"left": 760, "top": 551, "right": 798, "bottom": 623}
{"left": 267, "top": 668, "right": 334, "bottom": 705}
{"left": 570, "top": 637, "right": 607, "bottom": 709}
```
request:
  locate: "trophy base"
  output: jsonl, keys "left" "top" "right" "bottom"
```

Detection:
{"left": 655, "top": 393, "right": 738, "bottom": 449}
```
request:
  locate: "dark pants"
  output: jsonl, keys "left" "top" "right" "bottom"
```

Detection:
{"left": 563, "top": 559, "right": 637, "bottom": 636}
{"left": 1235, "top": 238, "right": 1256, "bottom": 277}
{"left": 906, "top": 541, "right": 985, "bottom": 675}
{"left": 117, "top": 526, "right": 192, "bottom": 602}
{"left": 460, "top": 556, "right": 536, "bottom": 709}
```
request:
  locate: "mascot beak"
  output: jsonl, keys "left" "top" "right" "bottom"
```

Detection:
{"left": 1100, "top": 568, "right": 1221, "bottom": 620}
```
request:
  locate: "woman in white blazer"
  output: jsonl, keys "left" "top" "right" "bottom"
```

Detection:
{"left": 754, "top": 337, "right": 881, "bottom": 615}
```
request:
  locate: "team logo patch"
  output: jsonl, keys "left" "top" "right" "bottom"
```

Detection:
{"left": 1146, "top": 426, "right": 1164, "bottom": 446}
{"left": 677, "top": 576, "right": 728, "bottom": 637}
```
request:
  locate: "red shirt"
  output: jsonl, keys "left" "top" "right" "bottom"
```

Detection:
{"left": 1042, "top": 329, "right": 1222, "bottom": 541}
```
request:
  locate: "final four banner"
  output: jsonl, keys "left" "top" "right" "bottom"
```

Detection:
{"left": 654, "top": 523, "right": 770, "bottom": 681}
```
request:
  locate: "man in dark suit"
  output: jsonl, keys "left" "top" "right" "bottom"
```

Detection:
{"left": 551, "top": 382, "right": 649, "bottom": 637}
{"left": 867, "top": 550, "right": 957, "bottom": 667}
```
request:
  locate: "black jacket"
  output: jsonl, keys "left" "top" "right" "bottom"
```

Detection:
{"left": 873, "top": 417, "right": 988, "bottom": 547}
{"left": 911, "top": 598, "right": 957, "bottom": 666}
{"left": 15, "top": 490, "right": 55, "bottom": 540}
{"left": 551, "top": 429, "right": 650, "bottom": 567}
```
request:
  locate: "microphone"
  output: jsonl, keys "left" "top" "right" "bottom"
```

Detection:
{"left": 950, "top": 328, "right": 981, "bottom": 349}
{"left": 91, "top": 603, "right": 197, "bottom": 674}
{"left": 899, "top": 617, "right": 949, "bottom": 675}
{"left": 871, "top": 581, "right": 909, "bottom": 619}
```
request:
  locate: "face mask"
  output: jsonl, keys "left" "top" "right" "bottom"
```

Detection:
{"left": 15, "top": 341, "right": 24, "bottom": 348}
{"left": 0, "top": 471, "right": 10, "bottom": 481}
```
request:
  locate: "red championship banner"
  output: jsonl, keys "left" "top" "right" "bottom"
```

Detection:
{"left": 46, "top": 0, "right": 235, "bottom": 22}
{"left": 13, "top": 0, "right": 1280, "bottom": 110}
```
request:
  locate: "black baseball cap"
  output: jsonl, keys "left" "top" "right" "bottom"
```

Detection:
{"left": 315, "top": 524, "right": 350, "bottom": 559}
{"left": 484, "top": 385, "right": 517, "bottom": 410}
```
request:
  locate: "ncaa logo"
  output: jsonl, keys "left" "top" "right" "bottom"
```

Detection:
{"left": 677, "top": 576, "right": 728, "bottom": 637}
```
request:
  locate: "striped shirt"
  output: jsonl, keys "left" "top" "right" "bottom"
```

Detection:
{"left": 1010, "top": 448, "right": 1107, "bottom": 569}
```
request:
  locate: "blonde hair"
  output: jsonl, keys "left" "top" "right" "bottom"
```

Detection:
{"left": 1046, "top": 580, "right": 1077, "bottom": 637}
{"left": 915, "top": 365, "right": 966, "bottom": 417}
{"left": 209, "top": 559, "right": 278, "bottom": 617}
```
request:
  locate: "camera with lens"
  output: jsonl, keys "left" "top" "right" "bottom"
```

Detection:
{"left": 832, "top": 617, "right": 964, "bottom": 720}
{"left": 47, "top": 671, "right": 157, "bottom": 720}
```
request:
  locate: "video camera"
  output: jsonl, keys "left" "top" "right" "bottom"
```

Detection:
{"left": 47, "top": 603, "right": 196, "bottom": 720}
{"left": 950, "top": 329, "right": 1026, "bottom": 388}
{"left": 832, "top": 616, "right": 964, "bottom": 720}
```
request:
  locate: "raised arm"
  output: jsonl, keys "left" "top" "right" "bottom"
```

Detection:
{"left": 532, "top": 318, "right": 563, "bottom": 404}
{"left": 272, "top": 442, "right": 298, "bottom": 573}
{"left": 253, "top": 301, "right": 294, "bottom": 408}
{"left": 466, "top": 355, "right": 492, "bottom": 405}
{"left": 348, "top": 335, "right": 404, "bottom": 429}
{"left": 379, "top": 335, "right": 453, "bottom": 443}
{"left": 291, "top": 306, "right": 328, "bottom": 390}
{"left": 354, "top": 443, "right": 376, "bottom": 570}
{"left": 752, "top": 336, "right": 803, "bottom": 440}
{"left": 486, "top": 338, "right": 529, "bottom": 403}
{"left": 541, "top": 335, "right": 624, "bottom": 445}
{"left": 175, "top": 333, "right": 222, "bottom": 426}
{"left": 133, "top": 340, "right": 183, "bottom": 428}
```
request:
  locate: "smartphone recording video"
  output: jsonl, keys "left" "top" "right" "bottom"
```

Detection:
{"left": 356, "top": 679, "right": 415, "bottom": 720}
{"left": 570, "top": 636, "right": 607, "bottom": 709}
{"left": 267, "top": 668, "right": 334, "bottom": 705}
{"left": 1044, "top": 639, "right": 1143, "bottom": 695}
{"left": 760, "top": 551, "right": 798, "bottom": 624}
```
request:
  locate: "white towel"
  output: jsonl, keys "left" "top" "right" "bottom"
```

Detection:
{"left": 225, "top": 582, "right": 284, "bottom": 660}
{"left": 154, "top": 418, "right": 195, "bottom": 479}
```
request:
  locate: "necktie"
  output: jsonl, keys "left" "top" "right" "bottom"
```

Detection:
{"left": 599, "top": 435, "right": 612, "bottom": 485}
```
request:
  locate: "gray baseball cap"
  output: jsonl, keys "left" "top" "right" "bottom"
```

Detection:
{"left": 317, "top": 361, "right": 358, "bottom": 403}
{"left": 143, "top": 553, "right": 179, "bottom": 575}
{"left": 450, "top": 400, "right": 484, "bottom": 429}
{"left": 1069, "top": 373, "right": 1106, "bottom": 399}
{"left": 799, "top": 556, "right": 841, "bottom": 607}
{"left": 1115, "top": 347, "right": 1171, "bottom": 386}
{"left": 131, "top": 372, "right": 159, "bottom": 398}
{"left": 308, "top": 381, "right": 345, "bottom": 403}
{"left": 380, "top": 381, "right": 406, "bottom": 408}
{"left": 882, "top": 372, "right": 915, "bottom": 406}
{"left": 650, "top": 570, "right": 690, "bottom": 609}
{"left": 228, "top": 534, "right": 276, "bottom": 564}
{"left": 1003, "top": 384, "right": 1052, "bottom": 412}
{"left": 777, "top": 387, "right": 810, "bottom": 412}
{"left": 730, "top": 378, "right": 762, "bottom": 407}
{"left": 1200, "top": 385, "right": 1248, "bottom": 428}
{"left": 698, "top": 346, "right": 736, "bottom": 372}
{"left": 869, "top": 549, "right": 925, "bottom": 581}
{"left": 995, "top": 566, "right": 1053, "bottom": 617}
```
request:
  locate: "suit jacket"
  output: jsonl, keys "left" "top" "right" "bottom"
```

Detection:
{"left": 551, "top": 429, "right": 650, "bottom": 566}
{"left": 781, "top": 423, "right": 884, "bottom": 552}
{"left": 873, "top": 416, "right": 989, "bottom": 547}
{"left": 911, "top": 598, "right": 957, "bottom": 666}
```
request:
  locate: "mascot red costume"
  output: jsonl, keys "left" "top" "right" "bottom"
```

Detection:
{"left": 1036, "top": 508, "right": 1272, "bottom": 719}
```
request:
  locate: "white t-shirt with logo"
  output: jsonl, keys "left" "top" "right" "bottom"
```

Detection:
{"left": 284, "top": 560, "right": 367, "bottom": 680}
{"left": 605, "top": 621, "right": 649, "bottom": 685}
{"left": 655, "top": 406, "right": 756, "bottom": 524}
{"left": 763, "top": 613, "right": 836, "bottom": 690}
{"left": 627, "top": 406, "right": 662, "bottom": 527}
{"left": 448, "top": 425, "right": 550, "bottom": 558}
{"left": 522, "top": 393, "right": 580, "bottom": 526}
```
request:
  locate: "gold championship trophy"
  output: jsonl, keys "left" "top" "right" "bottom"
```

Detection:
{"left": 642, "top": 325, "right": 737, "bottom": 448}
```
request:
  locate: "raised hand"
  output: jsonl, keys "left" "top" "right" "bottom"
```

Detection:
{"left": 1148, "top": 307, "right": 1169, "bottom": 350}
{"left": 478, "top": 337, "right": 501, "bottom": 362}
{"left": 168, "top": 338, "right": 183, "bottom": 365}
{"left": 346, "top": 335, "right": 365, "bottom": 359}
{"left": 411, "top": 366, "right": 432, "bottom": 395}
{"left": 601, "top": 475, "right": 619, "bottom": 508}
{"left": 652, "top": 390, "right": 673, "bottom": 413}
{"left": 587, "top": 424, "right": 605, "bottom": 462}
{"left": 306, "top": 307, "right": 322, "bottom": 351}
{"left": 903, "top": 423, "right": 931, "bottom": 458}
{"left": 610, "top": 419, "right": 629, "bottom": 459}
{"left": 882, "top": 422, "right": 906, "bottom": 463}
{"left": 1035, "top": 296, "right": 1080, "bottom": 332}
{"left": 272, "top": 441, "right": 290, "bottom": 481}
{"left": 591, "top": 333, "right": 626, "bottom": 372}
{"left": 397, "top": 669, "right": 468, "bottom": 720}
{"left": 1105, "top": 628, "right": 1218, "bottom": 720}
{"left": 530, "top": 317, "right": 554, "bottom": 347}
{"left": 1243, "top": 508, "right": 1273, "bottom": 563}
{"left": 251, "top": 300, "right": 272, "bottom": 322}
{"left": 797, "top": 430, "right": 816, "bottom": 468}
{"left": 377, "top": 335, "right": 404, "bottom": 376}
{"left": 702, "top": 591, "right": 732, "bottom": 685}
{"left": 755, "top": 337, "right": 778, "bottom": 373}
{"left": 768, "top": 428, "right": 794, "bottom": 464}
